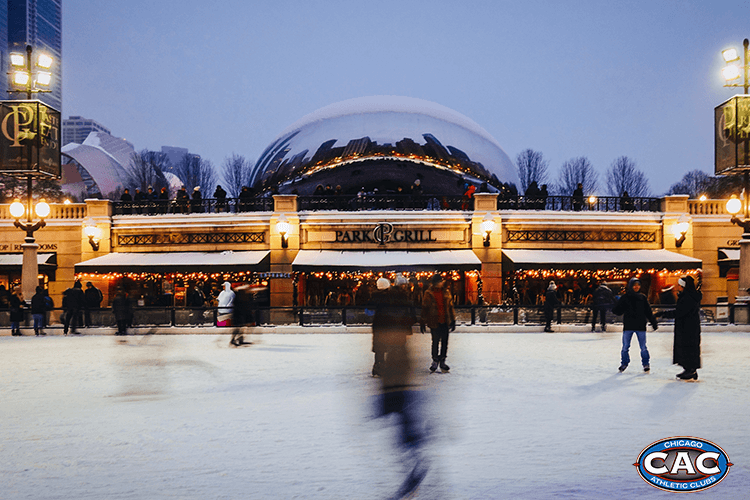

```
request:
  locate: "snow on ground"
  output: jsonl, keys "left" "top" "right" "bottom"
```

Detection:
{"left": 1, "top": 329, "right": 749, "bottom": 499}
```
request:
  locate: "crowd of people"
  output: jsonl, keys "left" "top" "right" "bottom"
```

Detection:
{"left": 118, "top": 184, "right": 265, "bottom": 214}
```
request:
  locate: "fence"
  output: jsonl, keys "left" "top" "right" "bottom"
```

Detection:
{"left": 1, "top": 303, "right": 745, "bottom": 329}
{"left": 498, "top": 195, "right": 661, "bottom": 212}
{"left": 112, "top": 197, "right": 274, "bottom": 216}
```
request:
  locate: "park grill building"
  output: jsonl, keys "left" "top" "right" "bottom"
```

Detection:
{"left": 0, "top": 97, "right": 740, "bottom": 324}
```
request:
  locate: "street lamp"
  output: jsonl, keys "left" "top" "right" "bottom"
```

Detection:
{"left": 726, "top": 194, "right": 750, "bottom": 297}
{"left": 6, "top": 45, "right": 55, "bottom": 303}
{"left": 8, "top": 45, "right": 53, "bottom": 99}
{"left": 9, "top": 197, "right": 50, "bottom": 302}
{"left": 721, "top": 39, "right": 749, "bottom": 94}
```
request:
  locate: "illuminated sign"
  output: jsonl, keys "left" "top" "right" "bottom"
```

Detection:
{"left": 0, "top": 100, "right": 61, "bottom": 178}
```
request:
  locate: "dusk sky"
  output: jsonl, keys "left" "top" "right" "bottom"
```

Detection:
{"left": 62, "top": 0, "right": 750, "bottom": 195}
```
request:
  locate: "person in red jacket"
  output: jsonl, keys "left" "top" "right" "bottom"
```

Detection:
{"left": 420, "top": 274, "right": 456, "bottom": 372}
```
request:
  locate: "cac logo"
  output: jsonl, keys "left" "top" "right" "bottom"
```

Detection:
{"left": 634, "top": 437, "right": 732, "bottom": 492}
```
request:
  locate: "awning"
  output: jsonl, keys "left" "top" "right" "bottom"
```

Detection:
{"left": 292, "top": 250, "right": 482, "bottom": 272}
{"left": 75, "top": 251, "right": 270, "bottom": 274}
{"left": 502, "top": 249, "right": 702, "bottom": 271}
{"left": 718, "top": 248, "right": 740, "bottom": 278}
{"left": 0, "top": 253, "right": 57, "bottom": 271}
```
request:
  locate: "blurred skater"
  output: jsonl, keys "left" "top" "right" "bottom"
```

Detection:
{"left": 420, "top": 274, "right": 455, "bottom": 372}
{"left": 591, "top": 279, "right": 614, "bottom": 332}
{"left": 217, "top": 281, "right": 235, "bottom": 328}
{"left": 372, "top": 275, "right": 427, "bottom": 498}
{"left": 112, "top": 290, "right": 131, "bottom": 336}
{"left": 230, "top": 284, "right": 254, "bottom": 346}
{"left": 543, "top": 281, "right": 560, "bottom": 333}
{"left": 673, "top": 276, "right": 702, "bottom": 381}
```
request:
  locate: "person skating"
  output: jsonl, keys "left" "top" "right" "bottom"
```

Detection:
{"left": 9, "top": 288, "right": 24, "bottom": 336}
{"left": 612, "top": 278, "right": 658, "bottom": 373}
{"left": 591, "top": 279, "right": 614, "bottom": 332}
{"left": 84, "top": 281, "right": 103, "bottom": 327}
{"left": 420, "top": 274, "right": 455, "bottom": 372}
{"left": 112, "top": 290, "right": 131, "bottom": 336}
{"left": 543, "top": 281, "right": 560, "bottom": 332}
{"left": 370, "top": 277, "right": 392, "bottom": 376}
{"left": 31, "top": 286, "right": 47, "bottom": 336}
{"left": 62, "top": 281, "right": 86, "bottom": 335}
{"left": 673, "top": 276, "right": 702, "bottom": 381}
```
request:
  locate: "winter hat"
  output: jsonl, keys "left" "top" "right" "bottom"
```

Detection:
{"left": 394, "top": 274, "right": 408, "bottom": 286}
{"left": 548, "top": 281, "right": 556, "bottom": 291}
{"left": 678, "top": 278, "right": 686, "bottom": 288}
{"left": 376, "top": 277, "right": 391, "bottom": 290}
{"left": 431, "top": 274, "right": 443, "bottom": 285}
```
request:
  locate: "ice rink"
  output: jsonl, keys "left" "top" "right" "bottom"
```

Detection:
{"left": 1, "top": 329, "right": 748, "bottom": 499}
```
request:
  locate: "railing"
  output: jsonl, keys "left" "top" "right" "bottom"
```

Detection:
{"left": 112, "top": 197, "right": 274, "bottom": 216}
{"left": 1, "top": 303, "right": 744, "bottom": 329}
{"left": 688, "top": 199, "right": 731, "bottom": 215}
{"left": 298, "top": 194, "right": 471, "bottom": 211}
{"left": 0, "top": 203, "right": 87, "bottom": 220}
{"left": 498, "top": 195, "right": 661, "bottom": 212}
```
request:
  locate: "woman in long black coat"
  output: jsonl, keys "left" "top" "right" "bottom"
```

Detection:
{"left": 673, "top": 276, "right": 702, "bottom": 380}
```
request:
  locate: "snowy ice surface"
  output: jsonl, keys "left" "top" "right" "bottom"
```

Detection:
{"left": 1, "top": 330, "right": 749, "bottom": 499}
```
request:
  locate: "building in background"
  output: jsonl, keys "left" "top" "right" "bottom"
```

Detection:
{"left": 63, "top": 116, "right": 112, "bottom": 146}
{"left": 0, "top": 1, "right": 8, "bottom": 98}
{"left": 6, "top": 0, "right": 62, "bottom": 111}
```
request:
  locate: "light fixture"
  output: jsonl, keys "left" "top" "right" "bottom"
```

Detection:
{"left": 671, "top": 215, "right": 690, "bottom": 248}
{"left": 36, "top": 71, "right": 52, "bottom": 86}
{"left": 36, "top": 53, "right": 53, "bottom": 69}
{"left": 13, "top": 71, "right": 30, "bottom": 86}
{"left": 35, "top": 199, "right": 50, "bottom": 218}
{"left": 9, "top": 198, "right": 25, "bottom": 219}
{"left": 480, "top": 213, "right": 496, "bottom": 247}
{"left": 723, "top": 47, "right": 740, "bottom": 63}
{"left": 9, "top": 52, "right": 25, "bottom": 67}
{"left": 276, "top": 214, "right": 291, "bottom": 248}
{"left": 699, "top": 194, "right": 707, "bottom": 202}
{"left": 588, "top": 195, "right": 597, "bottom": 205}
{"left": 83, "top": 218, "right": 102, "bottom": 251}
{"left": 727, "top": 194, "right": 742, "bottom": 215}
{"left": 723, "top": 64, "right": 741, "bottom": 82}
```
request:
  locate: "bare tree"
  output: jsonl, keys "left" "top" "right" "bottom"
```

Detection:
{"left": 555, "top": 156, "right": 598, "bottom": 196}
{"left": 222, "top": 154, "right": 253, "bottom": 198}
{"left": 667, "top": 169, "right": 744, "bottom": 199}
{"left": 605, "top": 156, "right": 651, "bottom": 197}
{"left": 127, "top": 149, "right": 169, "bottom": 193}
{"left": 516, "top": 149, "right": 550, "bottom": 193}
{"left": 173, "top": 154, "right": 217, "bottom": 195}
{"left": 0, "top": 175, "right": 64, "bottom": 203}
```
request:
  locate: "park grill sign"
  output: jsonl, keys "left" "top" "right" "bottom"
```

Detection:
{"left": 335, "top": 222, "right": 438, "bottom": 246}
{"left": 0, "top": 100, "right": 61, "bottom": 178}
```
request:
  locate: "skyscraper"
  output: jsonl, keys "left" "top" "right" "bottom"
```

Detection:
{"left": 6, "top": 0, "right": 62, "bottom": 111}
{"left": 63, "top": 116, "right": 112, "bottom": 146}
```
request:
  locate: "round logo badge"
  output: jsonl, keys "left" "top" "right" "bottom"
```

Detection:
{"left": 634, "top": 437, "right": 732, "bottom": 492}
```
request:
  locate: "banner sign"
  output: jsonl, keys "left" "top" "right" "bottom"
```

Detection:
{"left": 0, "top": 100, "right": 61, "bottom": 178}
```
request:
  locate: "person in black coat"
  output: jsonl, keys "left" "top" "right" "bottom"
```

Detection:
{"left": 213, "top": 185, "right": 227, "bottom": 212}
{"left": 572, "top": 183, "right": 584, "bottom": 211}
{"left": 84, "top": 282, "right": 103, "bottom": 327}
{"left": 63, "top": 281, "right": 86, "bottom": 335}
{"left": 112, "top": 290, "right": 131, "bottom": 335}
{"left": 31, "top": 286, "right": 47, "bottom": 336}
{"left": 9, "top": 288, "right": 24, "bottom": 336}
{"left": 591, "top": 280, "right": 614, "bottom": 332}
{"left": 673, "top": 276, "right": 702, "bottom": 380}
{"left": 543, "top": 281, "right": 560, "bottom": 332}
{"left": 612, "top": 277, "right": 658, "bottom": 373}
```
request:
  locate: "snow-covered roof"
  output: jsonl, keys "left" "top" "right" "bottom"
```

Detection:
{"left": 292, "top": 249, "right": 481, "bottom": 271}
{"left": 503, "top": 249, "right": 701, "bottom": 270}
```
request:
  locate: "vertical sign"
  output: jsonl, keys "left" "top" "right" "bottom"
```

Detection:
{"left": 0, "top": 100, "right": 61, "bottom": 178}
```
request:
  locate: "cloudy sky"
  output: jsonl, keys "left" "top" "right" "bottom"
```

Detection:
{"left": 62, "top": 0, "right": 750, "bottom": 195}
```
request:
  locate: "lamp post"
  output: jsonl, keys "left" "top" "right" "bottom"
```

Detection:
{"left": 726, "top": 195, "right": 750, "bottom": 297}
{"left": 721, "top": 39, "right": 749, "bottom": 94}
{"left": 6, "top": 45, "right": 54, "bottom": 303}
{"left": 9, "top": 197, "right": 50, "bottom": 303}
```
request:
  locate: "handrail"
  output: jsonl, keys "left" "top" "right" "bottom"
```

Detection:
{"left": 0, "top": 202, "right": 87, "bottom": 220}
{"left": 498, "top": 195, "right": 661, "bottom": 212}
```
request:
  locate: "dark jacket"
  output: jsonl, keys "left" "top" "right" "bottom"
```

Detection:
{"left": 373, "top": 287, "right": 416, "bottom": 351}
{"left": 9, "top": 293, "right": 23, "bottom": 322}
{"left": 85, "top": 286, "right": 103, "bottom": 309}
{"left": 544, "top": 288, "right": 560, "bottom": 314}
{"left": 112, "top": 293, "right": 131, "bottom": 322}
{"left": 673, "top": 277, "right": 702, "bottom": 370}
{"left": 420, "top": 284, "right": 455, "bottom": 329}
{"left": 593, "top": 284, "right": 614, "bottom": 307}
{"left": 63, "top": 285, "right": 86, "bottom": 311}
{"left": 612, "top": 279, "right": 657, "bottom": 331}
{"left": 31, "top": 290, "right": 47, "bottom": 314}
